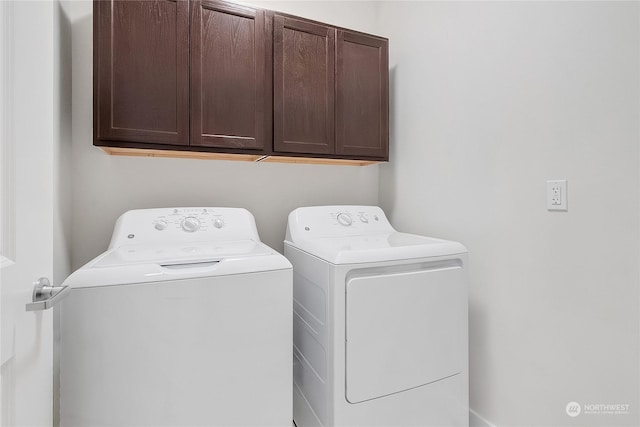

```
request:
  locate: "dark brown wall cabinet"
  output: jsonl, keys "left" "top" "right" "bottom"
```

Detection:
{"left": 336, "top": 30, "right": 389, "bottom": 159}
{"left": 273, "top": 16, "right": 335, "bottom": 155}
{"left": 273, "top": 15, "right": 388, "bottom": 160}
{"left": 94, "top": 0, "right": 190, "bottom": 146}
{"left": 95, "top": 0, "right": 267, "bottom": 154}
{"left": 191, "top": 0, "right": 271, "bottom": 150}
{"left": 94, "top": 0, "right": 389, "bottom": 163}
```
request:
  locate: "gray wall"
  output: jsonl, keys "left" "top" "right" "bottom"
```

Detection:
{"left": 68, "top": 1, "right": 380, "bottom": 269}
{"left": 377, "top": 2, "right": 639, "bottom": 426}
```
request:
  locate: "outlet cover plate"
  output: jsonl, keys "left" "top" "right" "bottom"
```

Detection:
{"left": 547, "top": 180, "right": 567, "bottom": 211}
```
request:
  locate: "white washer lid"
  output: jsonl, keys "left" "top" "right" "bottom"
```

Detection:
{"left": 63, "top": 240, "right": 291, "bottom": 289}
{"left": 286, "top": 232, "right": 466, "bottom": 264}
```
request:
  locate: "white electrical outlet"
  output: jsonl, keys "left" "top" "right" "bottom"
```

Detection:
{"left": 547, "top": 180, "right": 567, "bottom": 211}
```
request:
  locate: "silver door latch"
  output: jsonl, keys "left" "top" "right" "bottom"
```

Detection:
{"left": 25, "top": 277, "right": 71, "bottom": 311}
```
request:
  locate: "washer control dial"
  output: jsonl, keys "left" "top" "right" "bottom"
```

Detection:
{"left": 336, "top": 213, "right": 353, "bottom": 227}
{"left": 154, "top": 220, "right": 168, "bottom": 231}
{"left": 213, "top": 218, "right": 224, "bottom": 229}
{"left": 359, "top": 214, "right": 369, "bottom": 223}
{"left": 181, "top": 216, "right": 201, "bottom": 232}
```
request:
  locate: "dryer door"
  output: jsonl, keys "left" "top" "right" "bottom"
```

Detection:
{"left": 345, "top": 261, "right": 465, "bottom": 403}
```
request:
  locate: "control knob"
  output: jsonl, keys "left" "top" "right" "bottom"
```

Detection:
{"left": 181, "top": 216, "right": 200, "bottom": 232}
{"left": 336, "top": 213, "right": 353, "bottom": 227}
{"left": 154, "top": 220, "right": 168, "bottom": 231}
{"left": 213, "top": 218, "right": 224, "bottom": 229}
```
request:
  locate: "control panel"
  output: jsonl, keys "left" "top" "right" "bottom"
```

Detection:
{"left": 108, "top": 207, "right": 261, "bottom": 249}
{"left": 333, "top": 210, "right": 381, "bottom": 227}
{"left": 328, "top": 208, "right": 387, "bottom": 229}
{"left": 286, "top": 206, "right": 395, "bottom": 242}
{"left": 148, "top": 208, "right": 225, "bottom": 234}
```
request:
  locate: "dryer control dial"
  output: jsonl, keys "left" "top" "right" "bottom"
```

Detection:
{"left": 154, "top": 220, "right": 168, "bottom": 231}
{"left": 181, "top": 216, "right": 201, "bottom": 232}
{"left": 213, "top": 218, "right": 224, "bottom": 229}
{"left": 336, "top": 213, "right": 353, "bottom": 227}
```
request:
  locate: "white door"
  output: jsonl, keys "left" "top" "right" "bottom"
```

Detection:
{"left": 345, "top": 262, "right": 466, "bottom": 404}
{"left": 0, "top": 1, "right": 55, "bottom": 425}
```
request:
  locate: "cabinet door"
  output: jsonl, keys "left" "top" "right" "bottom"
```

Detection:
{"left": 336, "top": 30, "right": 388, "bottom": 159}
{"left": 94, "top": 0, "right": 189, "bottom": 146}
{"left": 191, "top": 0, "right": 270, "bottom": 151}
{"left": 274, "top": 15, "right": 335, "bottom": 155}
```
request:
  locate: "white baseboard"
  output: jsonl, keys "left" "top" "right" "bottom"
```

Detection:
{"left": 470, "top": 408, "right": 497, "bottom": 427}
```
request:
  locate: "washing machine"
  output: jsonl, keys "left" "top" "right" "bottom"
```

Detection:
{"left": 285, "top": 206, "right": 468, "bottom": 427}
{"left": 59, "top": 207, "right": 292, "bottom": 426}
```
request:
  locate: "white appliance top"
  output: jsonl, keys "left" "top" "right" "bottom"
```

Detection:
{"left": 64, "top": 207, "right": 291, "bottom": 288}
{"left": 285, "top": 206, "right": 467, "bottom": 264}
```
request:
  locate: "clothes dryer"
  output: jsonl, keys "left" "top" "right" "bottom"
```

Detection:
{"left": 285, "top": 206, "right": 468, "bottom": 427}
{"left": 60, "top": 207, "right": 292, "bottom": 426}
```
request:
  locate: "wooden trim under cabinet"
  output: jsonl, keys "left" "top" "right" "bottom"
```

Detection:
{"left": 98, "top": 147, "right": 381, "bottom": 166}
{"left": 98, "top": 146, "right": 264, "bottom": 162}
{"left": 258, "top": 156, "right": 379, "bottom": 166}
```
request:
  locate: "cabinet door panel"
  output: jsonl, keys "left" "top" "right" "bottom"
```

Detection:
{"left": 191, "top": 0, "right": 270, "bottom": 150}
{"left": 95, "top": 0, "right": 189, "bottom": 146}
{"left": 336, "top": 30, "right": 388, "bottom": 159}
{"left": 274, "top": 16, "right": 335, "bottom": 155}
